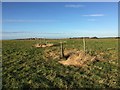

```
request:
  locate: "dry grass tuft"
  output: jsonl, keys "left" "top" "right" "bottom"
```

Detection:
{"left": 43, "top": 47, "right": 104, "bottom": 67}
{"left": 59, "top": 50, "right": 98, "bottom": 67}
{"left": 34, "top": 43, "right": 54, "bottom": 48}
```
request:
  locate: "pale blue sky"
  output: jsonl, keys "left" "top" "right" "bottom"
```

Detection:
{"left": 2, "top": 0, "right": 120, "bottom": 2}
{"left": 2, "top": 2, "right": 118, "bottom": 39}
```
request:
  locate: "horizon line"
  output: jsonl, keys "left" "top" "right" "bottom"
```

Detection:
{"left": 1, "top": 36, "right": 119, "bottom": 40}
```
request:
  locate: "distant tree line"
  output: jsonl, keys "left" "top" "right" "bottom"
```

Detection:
{"left": 16, "top": 37, "right": 120, "bottom": 40}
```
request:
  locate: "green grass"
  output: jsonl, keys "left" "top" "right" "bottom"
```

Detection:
{"left": 2, "top": 39, "right": 119, "bottom": 88}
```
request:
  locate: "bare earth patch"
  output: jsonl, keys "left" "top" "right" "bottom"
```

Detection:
{"left": 43, "top": 48, "right": 104, "bottom": 67}
{"left": 59, "top": 50, "right": 97, "bottom": 67}
{"left": 34, "top": 43, "right": 54, "bottom": 48}
{"left": 43, "top": 47, "right": 60, "bottom": 60}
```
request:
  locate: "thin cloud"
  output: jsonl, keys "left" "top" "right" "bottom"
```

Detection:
{"left": 65, "top": 4, "right": 84, "bottom": 8}
{"left": 83, "top": 14, "right": 104, "bottom": 17}
{"left": 0, "top": 31, "right": 87, "bottom": 34}
{"left": 2, "top": 31, "right": 29, "bottom": 34}
{"left": 3, "top": 19, "right": 56, "bottom": 23}
{"left": 2, "top": 32, "right": 65, "bottom": 34}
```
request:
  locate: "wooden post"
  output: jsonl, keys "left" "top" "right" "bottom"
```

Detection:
{"left": 44, "top": 38, "right": 47, "bottom": 44}
{"left": 35, "top": 37, "right": 37, "bottom": 44}
{"left": 44, "top": 38, "right": 46, "bottom": 44}
{"left": 40, "top": 38, "right": 41, "bottom": 44}
{"left": 83, "top": 37, "right": 86, "bottom": 52}
{"left": 60, "top": 42, "right": 64, "bottom": 58}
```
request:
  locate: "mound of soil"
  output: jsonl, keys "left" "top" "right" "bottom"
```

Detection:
{"left": 59, "top": 50, "right": 97, "bottom": 67}
{"left": 44, "top": 49, "right": 60, "bottom": 60}
{"left": 43, "top": 47, "right": 104, "bottom": 67}
{"left": 43, "top": 48, "right": 78, "bottom": 60}
{"left": 34, "top": 43, "right": 54, "bottom": 48}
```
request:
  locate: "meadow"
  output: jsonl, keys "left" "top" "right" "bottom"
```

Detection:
{"left": 2, "top": 38, "right": 119, "bottom": 88}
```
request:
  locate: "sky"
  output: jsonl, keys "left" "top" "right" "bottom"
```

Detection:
{"left": 2, "top": 0, "right": 120, "bottom": 2}
{"left": 2, "top": 2, "right": 118, "bottom": 39}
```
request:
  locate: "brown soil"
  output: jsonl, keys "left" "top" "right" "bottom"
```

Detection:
{"left": 59, "top": 50, "right": 97, "bottom": 67}
{"left": 34, "top": 43, "right": 54, "bottom": 48}
{"left": 43, "top": 48, "right": 103, "bottom": 67}
{"left": 43, "top": 47, "right": 59, "bottom": 60}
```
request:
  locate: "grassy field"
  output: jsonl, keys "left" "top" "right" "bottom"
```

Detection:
{"left": 2, "top": 39, "right": 119, "bottom": 88}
